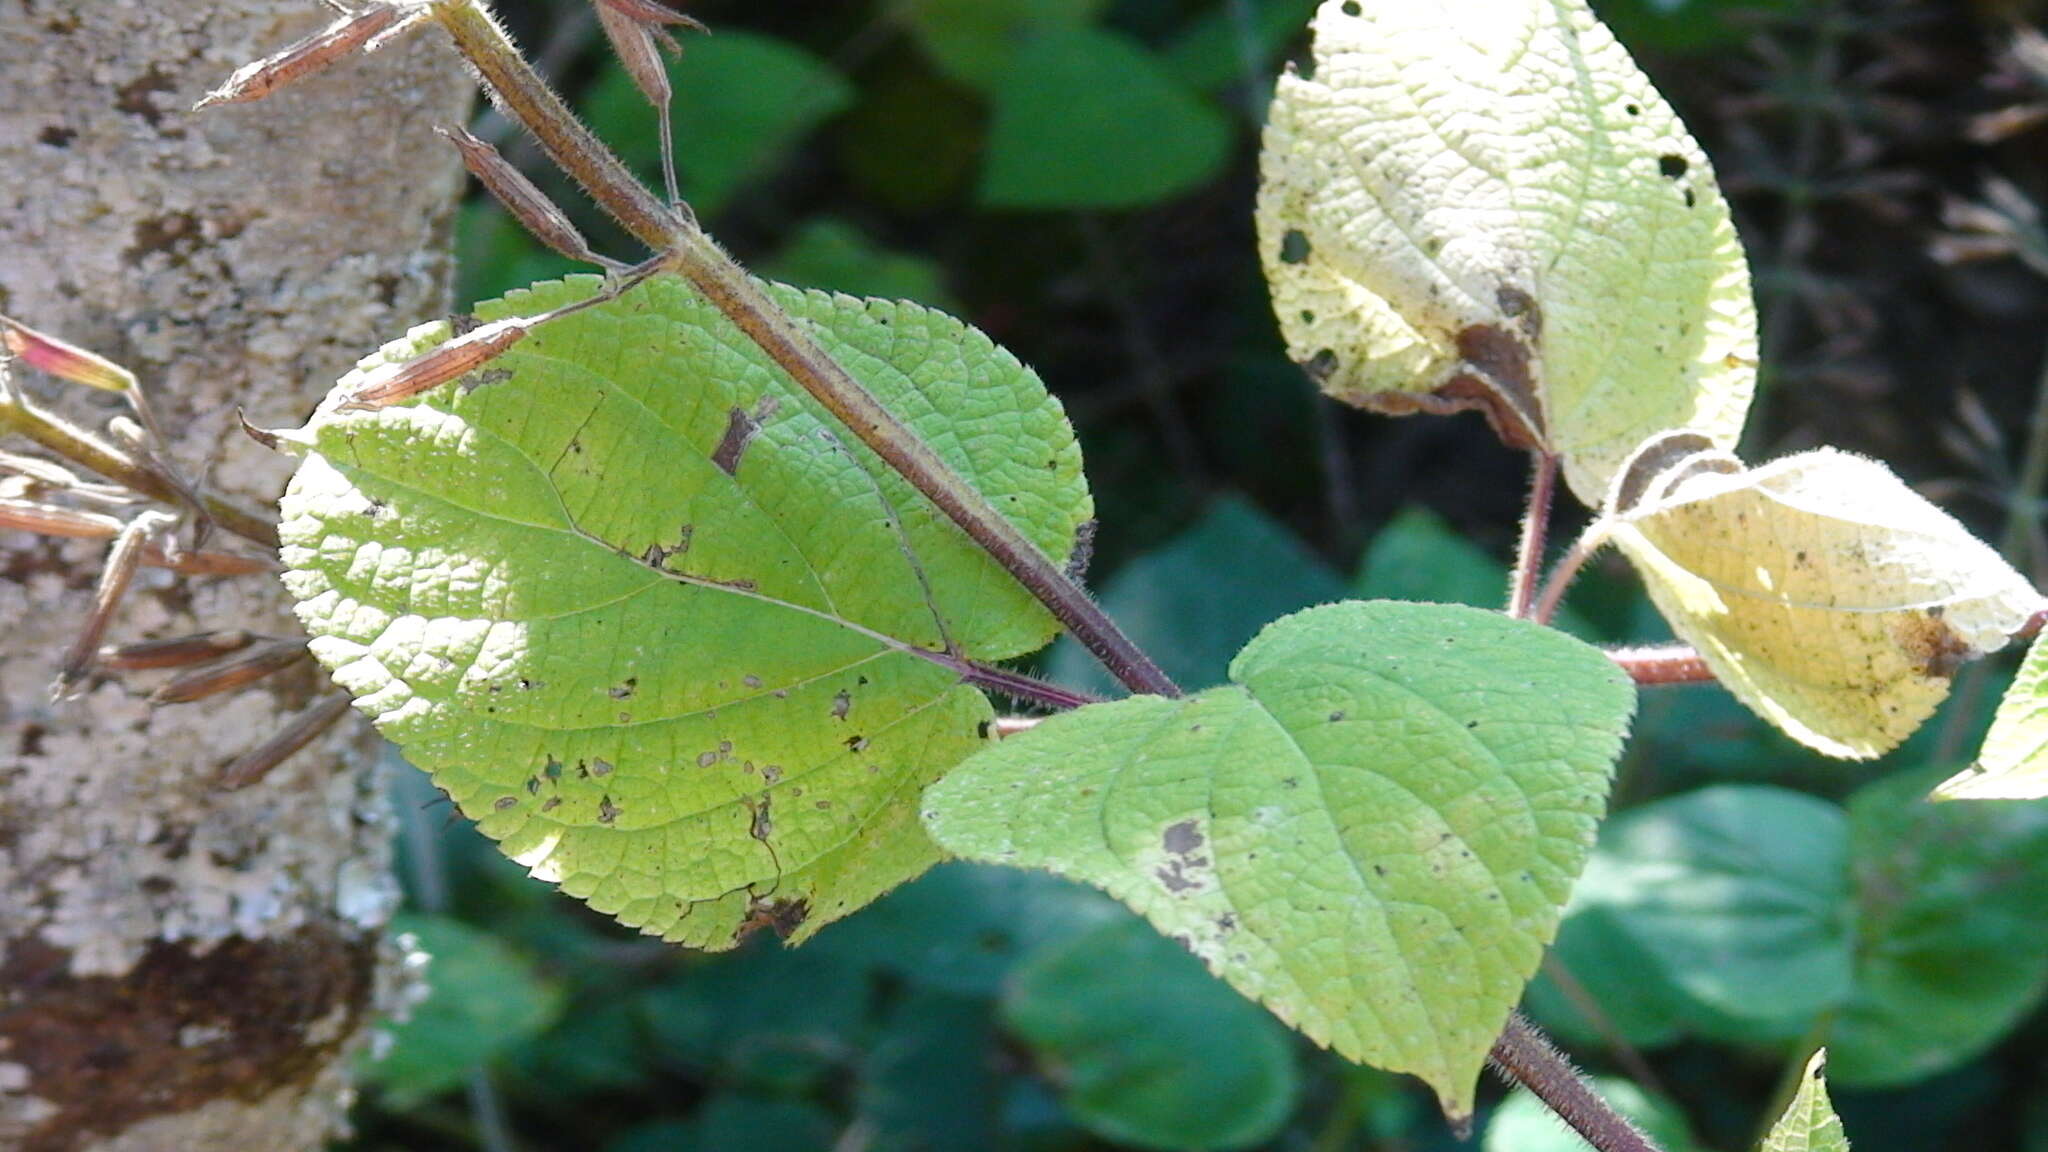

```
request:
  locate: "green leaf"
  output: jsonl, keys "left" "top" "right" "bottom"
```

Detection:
{"left": 1352, "top": 505, "right": 1599, "bottom": 640}
{"left": 1830, "top": 766, "right": 2048, "bottom": 1087}
{"left": 1256, "top": 0, "right": 1757, "bottom": 503}
{"left": 639, "top": 942, "right": 869, "bottom": 1089}
{"left": 1049, "top": 495, "right": 1346, "bottom": 695}
{"left": 366, "top": 913, "right": 564, "bottom": 1108}
{"left": 1520, "top": 902, "right": 1687, "bottom": 1050}
{"left": 1001, "top": 919, "right": 1300, "bottom": 1152}
{"left": 1354, "top": 506, "right": 1505, "bottom": 611}
{"left": 1941, "top": 631, "right": 2048, "bottom": 799}
{"left": 1569, "top": 786, "right": 1854, "bottom": 1041}
{"left": 1161, "top": 0, "right": 1320, "bottom": 93}
{"left": 927, "top": 600, "right": 1636, "bottom": 1120}
{"left": 455, "top": 200, "right": 582, "bottom": 311}
{"left": 280, "top": 275, "right": 1092, "bottom": 948}
{"left": 813, "top": 861, "right": 1125, "bottom": 996}
{"left": 980, "top": 27, "right": 1232, "bottom": 210}
{"left": 646, "top": 1094, "right": 838, "bottom": 1152}
{"left": 896, "top": 0, "right": 1110, "bottom": 92}
{"left": 583, "top": 32, "right": 852, "bottom": 218}
{"left": 1485, "top": 1077, "right": 1699, "bottom": 1152}
{"left": 1760, "top": 1051, "right": 1852, "bottom": 1152}
{"left": 859, "top": 990, "right": 1005, "bottom": 1152}
{"left": 1599, "top": 0, "right": 1810, "bottom": 54}
{"left": 763, "top": 217, "right": 959, "bottom": 313}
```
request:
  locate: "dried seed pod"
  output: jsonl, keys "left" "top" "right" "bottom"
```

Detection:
{"left": 150, "top": 639, "right": 310, "bottom": 705}
{"left": 0, "top": 498, "right": 125, "bottom": 540}
{"left": 338, "top": 272, "right": 663, "bottom": 410}
{"left": 439, "top": 126, "right": 599, "bottom": 265}
{"left": 196, "top": 3, "right": 405, "bottom": 109}
{"left": 100, "top": 630, "right": 258, "bottom": 672}
{"left": 595, "top": 4, "right": 673, "bottom": 106}
{"left": 0, "top": 315, "right": 137, "bottom": 393}
{"left": 220, "top": 695, "right": 354, "bottom": 789}
{"left": 339, "top": 316, "right": 535, "bottom": 410}
{"left": 594, "top": 0, "right": 708, "bottom": 35}
{"left": 140, "top": 544, "right": 278, "bottom": 577}
{"left": 593, "top": 2, "right": 681, "bottom": 204}
{"left": 52, "top": 511, "right": 176, "bottom": 700}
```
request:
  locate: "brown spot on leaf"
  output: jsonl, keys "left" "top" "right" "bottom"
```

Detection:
{"left": 737, "top": 896, "right": 809, "bottom": 942}
{"left": 1895, "top": 611, "right": 1975, "bottom": 679}
{"left": 711, "top": 405, "right": 761, "bottom": 476}
{"left": 1162, "top": 819, "right": 1205, "bottom": 857}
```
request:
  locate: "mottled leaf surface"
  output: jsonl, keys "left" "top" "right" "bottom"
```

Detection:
{"left": 1256, "top": 0, "right": 1757, "bottom": 502}
{"left": 925, "top": 601, "right": 1635, "bottom": 1119}
{"left": 280, "top": 275, "right": 1091, "bottom": 948}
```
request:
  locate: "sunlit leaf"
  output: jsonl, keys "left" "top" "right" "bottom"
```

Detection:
{"left": 1607, "top": 444, "right": 2041, "bottom": 758}
{"left": 1759, "top": 1051, "right": 1851, "bottom": 1152}
{"left": 1940, "top": 631, "right": 2048, "bottom": 799}
{"left": 1001, "top": 919, "right": 1300, "bottom": 1151}
{"left": 926, "top": 600, "right": 1635, "bottom": 1120}
{"left": 279, "top": 275, "right": 1091, "bottom": 948}
{"left": 1255, "top": 0, "right": 1757, "bottom": 502}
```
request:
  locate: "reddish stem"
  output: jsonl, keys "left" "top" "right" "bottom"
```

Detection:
{"left": 1608, "top": 644, "right": 1714, "bottom": 685}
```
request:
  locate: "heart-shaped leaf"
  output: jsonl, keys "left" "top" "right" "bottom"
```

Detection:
{"left": 923, "top": 600, "right": 1635, "bottom": 1120}
{"left": 1605, "top": 442, "right": 2041, "bottom": 758}
{"left": 1759, "top": 1051, "right": 1851, "bottom": 1152}
{"left": 278, "top": 275, "right": 1092, "bottom": 948}
{"left": 1256, "top": 0, "right": 1758, "bottom": 502}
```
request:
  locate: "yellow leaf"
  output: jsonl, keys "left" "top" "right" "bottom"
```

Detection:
{"left": 1605, "top": 438, "right": 2041, "bottom": 759}
{"left": 1255, "top": 0, "right": 1758, "bottom": 503}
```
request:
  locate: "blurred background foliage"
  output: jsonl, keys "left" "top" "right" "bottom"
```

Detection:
{"left": 349, "top": 0, "right": 2048, "bottom": 1148}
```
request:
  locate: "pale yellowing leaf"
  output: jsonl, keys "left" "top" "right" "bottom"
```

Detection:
{"left": 1937, "top": 630, "right": 2048, "bottom": 800}
{"left": 1255, "top": 0, "right": 1757, "bottom": 503}
{"left": 1758, "top": 1050, "right": 1850, "bottom": 1152}
{"left": 1606, "top": 444, "right": 2041, "bottom": 759}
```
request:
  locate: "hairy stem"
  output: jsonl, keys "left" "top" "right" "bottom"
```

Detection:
{"left": 433, "top": 1, "right": 681, "bottom": 251}
{"left": 1533, "top": 521, "right": 1606, "bottom": 626}
{"left": 430, "top": 0, "right": 1181, "bottom": 699}
{"left": 1508, "top": 453, "right": 1558, "bottom": 620}
{"left": 956, "top": 660, "right": 1102, "bottom": 712}
{"left": 1608, "top": 645, "right": 1714, "bottom": 685}
{"left": 1489, "top": 1013, "right": 1664, "bottom": 1152}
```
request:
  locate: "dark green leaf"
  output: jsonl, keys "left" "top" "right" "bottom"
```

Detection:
{"left": 1001, "top": 920, "right": 1300, "bottom": 1151}
{"left": 365, "top": 913, "right": 564, "bottom": 1108}
{"left": 1049, "top": 495, "right": 1345, "bottom": 695}
{"left": 980, "top": 27, "right": 1231, "bottom": 210}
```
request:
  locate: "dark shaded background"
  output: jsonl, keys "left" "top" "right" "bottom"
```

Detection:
{"left": 343, "top": 2, "right": 2048, "bottom": 1150}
